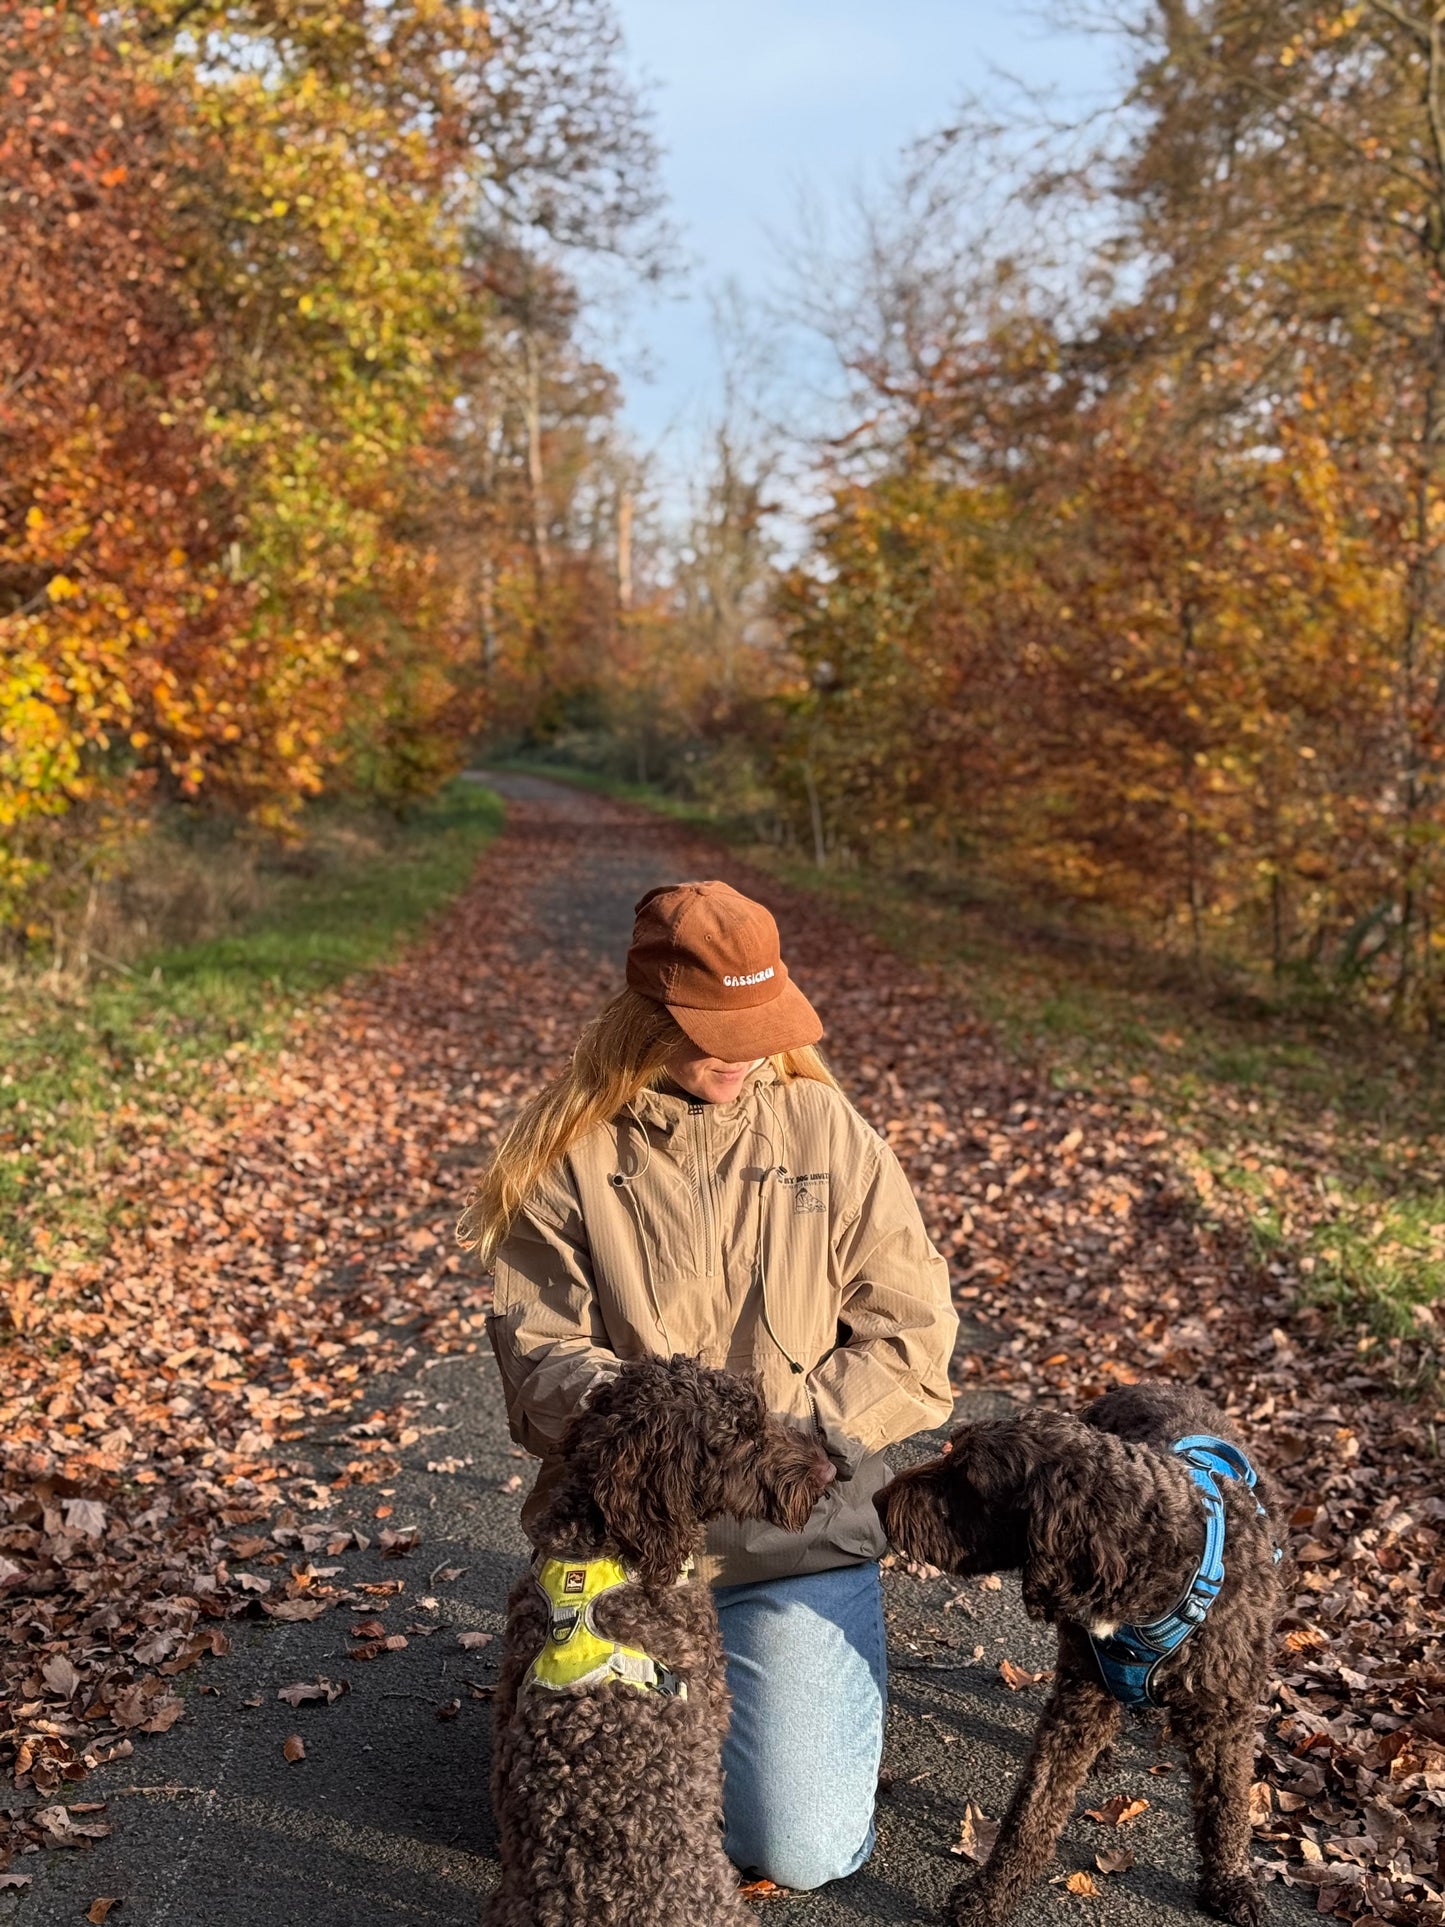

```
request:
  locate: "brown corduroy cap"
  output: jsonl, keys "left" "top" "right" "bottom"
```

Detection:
{"left": 626, "top": 880, "right": 823, "bottom": 1060}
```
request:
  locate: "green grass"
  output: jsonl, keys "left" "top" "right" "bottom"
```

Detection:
{"left": 505, "top": 758, "right": 1443, "bottom": 1347}
{"left": 1, "top": 781, "right": 503, "bottom": 1285}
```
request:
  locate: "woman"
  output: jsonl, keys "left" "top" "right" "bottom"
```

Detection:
{"left": 463, "top": 878, "right": 957, "bottom": 1892}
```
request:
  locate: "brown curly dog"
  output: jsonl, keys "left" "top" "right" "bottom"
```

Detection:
{"left": 875, "top": 1380, "right": 1285, "bottom": 1927}
{"left": 487, "top": 1354, "right": 835, "bottom": 1927}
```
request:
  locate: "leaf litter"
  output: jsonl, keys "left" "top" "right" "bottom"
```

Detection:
{"left": 0, "top": 787, "right": 1438, "bottom": 1926}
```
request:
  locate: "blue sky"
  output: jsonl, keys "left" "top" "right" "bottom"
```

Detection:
{"left": 608, "top": 2, "right": 1119, "bottom": 458}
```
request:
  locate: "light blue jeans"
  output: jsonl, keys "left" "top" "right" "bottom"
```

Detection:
{"left": 716, "top": 1561, "right": 886, "bottom": 1892}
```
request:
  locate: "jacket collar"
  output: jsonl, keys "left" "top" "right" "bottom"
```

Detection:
{"left": 628, "top": 1062, "right": 776, "bottom": 1135}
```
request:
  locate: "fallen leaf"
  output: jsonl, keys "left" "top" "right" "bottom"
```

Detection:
{"left": 1095, "top": 1850, "right": 1136, "bottom": 1875}
{"left": 276, "top": 1678, "right": 348, "bottom": 1707}
{"left": 1249, "top": 1781, "right": 1272, "bottom": 1828}
{"left": 282, "top": 1734, "right": 306, "bottom": 1763}
{"left": 351, "top": 1618, "right": 387, "bottom": 1640}
{"left": 261, "top": 1597, "right": 331, "bottom": 1622}
{"left": 1066, "top": 1872, "right": 1103, "bottom": 1898}
{"left": 949, "top": 1802, "right": 999, "bottom": 1863}
{"left": 87, "top": 1900, "right": 120, "bottom": 1924}
{"left": 738, "top": 1878, "right": 788, "bottom": 1899}
{"left": 41, "top": 1653, "right": 81, "bottom": 1700}
{"left": 33, "top": 1805, "right": 111, "bottom": 1844}
{"left": 456, "top": 1630, "right": 493, "bottom": 1651}
{"left": 0, "top": 1874, "right": 32, "bottom": 1891}
{"left": 435, "top": 1697, "right": 461, "bottom": 1720}
{"left": 1084, "top": 1796, "right": 1149, "bottom": 1826}
{"left": 64, "top": 1499, "right": 107, "bottom": 1540}
{"left": 139, "top": 1697, "right": 185, "bottom": 1734}
{"left": 998, "top": 1658, "right": 1040, "bottom": 1691}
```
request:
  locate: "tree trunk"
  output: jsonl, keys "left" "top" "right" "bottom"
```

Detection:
{"left": 616, "top": 489, "right": 633, "bottom": 612}
{"left": 802, "top": 758, "right": 827, "bottom": 868}
{"left": 524, "top": 332, "right": 549, "bottom": 586}
{"left": 1393, "top": 303, "right": 1445, "bottom": 1020}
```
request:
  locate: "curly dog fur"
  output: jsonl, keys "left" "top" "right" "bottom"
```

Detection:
{"left": 875, "top": 1380, "right": 1285, "bottom": 1927}
{"left": 487, "top": 1354, "right": 835, "bottom": 1927}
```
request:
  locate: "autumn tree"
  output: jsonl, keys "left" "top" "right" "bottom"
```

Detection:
{"left": 1, "top": 0, "right": 661, "bottom": 931}
{"left": 746, "top": 2, "right": 1445, "bottom": 1021}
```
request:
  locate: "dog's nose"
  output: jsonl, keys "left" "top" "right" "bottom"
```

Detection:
{"left": 818, "top": 1458, "right": 837, "bottom": 1486}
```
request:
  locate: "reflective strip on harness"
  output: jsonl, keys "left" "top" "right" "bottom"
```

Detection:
{"left": 522, "top": 1556, "right": 688, "bottom": 1700}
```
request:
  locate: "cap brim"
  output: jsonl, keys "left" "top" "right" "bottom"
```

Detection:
{"left": 667, "top": 978, "right": 824, "bottom": 1061}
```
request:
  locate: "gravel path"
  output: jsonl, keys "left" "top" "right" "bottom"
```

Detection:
{"left": 10, "top": 774, "right": 1304, "bottom": 1927}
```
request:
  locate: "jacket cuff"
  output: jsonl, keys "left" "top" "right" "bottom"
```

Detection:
{"left": 814, "top": 1413, "right": 866, "bottom": 1482}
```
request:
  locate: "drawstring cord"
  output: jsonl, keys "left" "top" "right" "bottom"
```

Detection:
{"left": 748, "top": 1085, "right": 805, "bottom": 1376}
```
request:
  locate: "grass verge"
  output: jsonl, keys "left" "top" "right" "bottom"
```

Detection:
{"left": 1, "top": 780, "right": 503, "bottom": 1290}
{"left": 499, "top": 758, "right": 1442, "bottom": 1347}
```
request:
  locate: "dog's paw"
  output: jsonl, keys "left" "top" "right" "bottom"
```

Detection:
{"left": 1201, "top": 1871, "right": 1265, "bottom": 1927}
{"left": 947, "top": 1875, "right": 1008, "bottom": 1927}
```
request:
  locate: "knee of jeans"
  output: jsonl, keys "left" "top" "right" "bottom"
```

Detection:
{"left": 732, "top": 1826, "right": 871, "bottom": 1894}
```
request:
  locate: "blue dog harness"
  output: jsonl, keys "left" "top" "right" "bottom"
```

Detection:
{"left": 1087, "top": 1434, "right": 1277, "bottom": 1708}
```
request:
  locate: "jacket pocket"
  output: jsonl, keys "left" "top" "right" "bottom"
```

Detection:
{"left": 822, "top": 1453, "right": 893, "bottom": 1560}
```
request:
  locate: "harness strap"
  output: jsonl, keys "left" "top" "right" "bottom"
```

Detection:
{"left": 522, "top": 1555, "right": 690, "bottom": 1701}
{"left": 1088, "top": 1433, "right": 1277, "bottom": 1709}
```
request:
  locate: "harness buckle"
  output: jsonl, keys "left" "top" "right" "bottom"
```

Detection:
{"left": 549, "top": 1605, "right": 582, "bottom": 1644}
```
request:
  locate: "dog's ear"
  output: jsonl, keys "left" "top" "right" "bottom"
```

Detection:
{"left": 875, "top": 1462, "right": 962, "bottom": 1572}
{"left": 591, "top": 1427, "right": 701, "bottom": 1589}
{"left": 1021, "top": 1428, "right": 1131, "bottom": 1620}
{"left": 568, "top": 1360, "right": 705, "bottom": 1588}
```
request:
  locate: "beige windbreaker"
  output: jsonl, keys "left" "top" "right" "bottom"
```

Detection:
{"left": 487, "top": 1065, "right": 958, "bottom": 1587}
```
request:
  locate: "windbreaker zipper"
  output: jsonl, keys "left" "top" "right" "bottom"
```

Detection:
{"left": 689, "top": 1101, "right": 719, "bottom": 1276}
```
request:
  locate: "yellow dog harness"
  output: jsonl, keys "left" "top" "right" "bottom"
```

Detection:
{"left": 523, "top": 1556, "right": 688, "bottom": 1700}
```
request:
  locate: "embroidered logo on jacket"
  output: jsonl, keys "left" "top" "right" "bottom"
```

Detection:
{"left": 778, "top": 1170, "right": 830, "bottom": 1214}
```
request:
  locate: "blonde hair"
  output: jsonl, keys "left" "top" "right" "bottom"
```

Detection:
{"left": 457, "top": 987, "right": 838, "bottom": 1268}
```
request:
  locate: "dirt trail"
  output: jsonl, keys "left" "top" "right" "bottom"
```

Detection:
{"left": 10, "top": 774, "right": 1429, "bottom": 1924}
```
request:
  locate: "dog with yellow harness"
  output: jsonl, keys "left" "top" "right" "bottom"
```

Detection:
{"left": 487, "top": 1354, "right": 835, "bottom": 1927}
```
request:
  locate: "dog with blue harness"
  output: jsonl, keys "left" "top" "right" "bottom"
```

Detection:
{"left": 876, "top": 1380, "right": 1286, "bottom": 1927}
{"left": 1088, "top": 1433, "right": 1282, "bottom": 1707}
